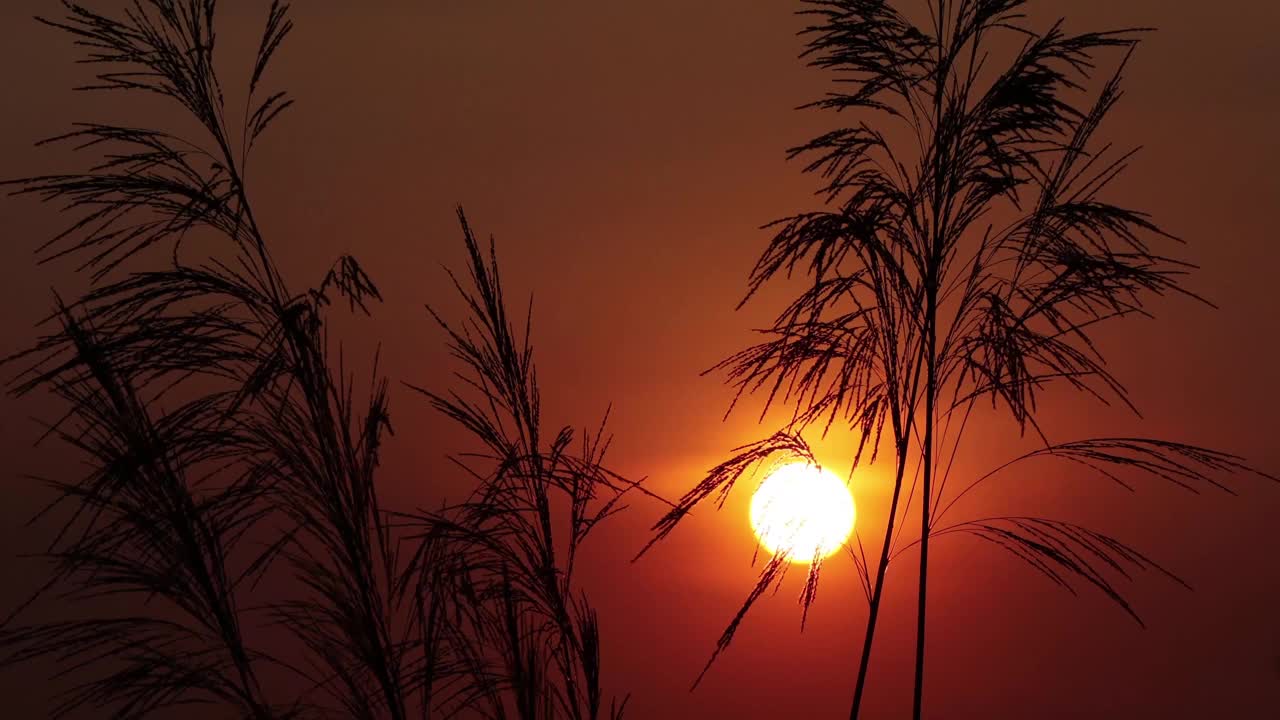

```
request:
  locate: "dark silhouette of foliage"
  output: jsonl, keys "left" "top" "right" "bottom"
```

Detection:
{"left": 397, "top": 209, "right": 653, "bottom": 720}
{"left": 0, "top": 3, "right": 642, "bottom": 719}
{"left": 643, "top": 1, "right": 1274, "bottom": 718}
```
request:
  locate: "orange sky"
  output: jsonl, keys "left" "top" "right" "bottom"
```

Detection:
{"left": 1, "top": 1, "right": 1277, "bottom": 717}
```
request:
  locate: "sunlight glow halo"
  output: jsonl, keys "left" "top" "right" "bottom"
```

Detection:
{"left": 749, "top": 462, "right": 855, "bottom": 564}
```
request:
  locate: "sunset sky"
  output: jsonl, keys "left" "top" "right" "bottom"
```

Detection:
{"left": 1, "top": 1, "right": 1277, "bottom": 717}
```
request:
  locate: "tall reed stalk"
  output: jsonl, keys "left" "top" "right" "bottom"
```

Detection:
{"left": 644, "top": 2, "right": 1274, "bottom": 718}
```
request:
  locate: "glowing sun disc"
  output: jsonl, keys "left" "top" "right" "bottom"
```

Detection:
{"left": 750, "top": 462, "right": 855, "bottom": 563}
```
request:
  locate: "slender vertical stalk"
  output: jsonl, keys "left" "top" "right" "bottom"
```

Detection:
{"left": 848, "top": 439, "right": 910, "bottom": 720}
{"left": 913, "top": 285, "right": 937, "bottom": 720}
{"left": 914, "top": 4, "right": 948, "bottom": 710}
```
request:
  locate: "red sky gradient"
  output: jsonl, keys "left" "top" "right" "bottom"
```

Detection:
{"left": 1, "top": 1, "right": 1277, "bottom": 717}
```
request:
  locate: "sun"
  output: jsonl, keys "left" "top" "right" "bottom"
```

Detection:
{"left": 749, "top": 462, "right": 856, "bottom": 563}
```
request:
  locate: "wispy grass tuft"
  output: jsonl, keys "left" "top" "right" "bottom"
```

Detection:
{"left": 1, "top": 3, "right": 650, "bottom": 719}
{"left": 400, "top": 209, "right": 657, "bottom": 720}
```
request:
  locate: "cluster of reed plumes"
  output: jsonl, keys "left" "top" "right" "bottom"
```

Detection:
{"left": 641, "top": 1, "right": 1273, "bottom": 718}
{"left": 0, "top": 2, "right": 645, "bottom": 718}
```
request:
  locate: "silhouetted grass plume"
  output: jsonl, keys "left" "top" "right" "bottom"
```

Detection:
{"left": 397, "top": 209, "right": 651, "bottom": 720}
{"left": 0, "top": 3, "right": 644, "bottom": 719}
{"left": 642, "top": 1, "right": 1275, "bottom": 718}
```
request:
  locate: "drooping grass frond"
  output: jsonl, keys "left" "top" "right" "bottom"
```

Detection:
{"left": 883, "top": 437, "right": 1277, "bottom": 626}
{"left": 936, "top": 437, "right": 1275, "bottom": 525}
{"left": 634, "top": 431, "right": 855, "bottom": 681}
{"left": 796, "top": 0, "right": 937, "bottom": 122}
{"left": 933, "top": 516, "right": 1184, "bottom": 626}
{"left": 640, "top": 432, "right": 816, "bottom": 557}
